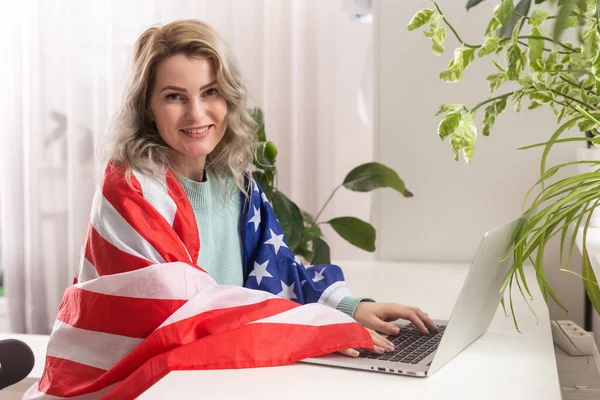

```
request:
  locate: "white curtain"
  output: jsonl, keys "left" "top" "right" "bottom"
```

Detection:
{"left": 0, "top": 0, "right": 372, "bottom": 334}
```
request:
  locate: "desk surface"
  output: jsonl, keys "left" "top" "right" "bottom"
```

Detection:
{"left": 139, "top": 260, "right": 561, "bottom": 400}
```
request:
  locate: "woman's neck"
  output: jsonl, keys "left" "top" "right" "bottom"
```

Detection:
{"left": 176, "top": 157, "right": 207, "bottom": 182}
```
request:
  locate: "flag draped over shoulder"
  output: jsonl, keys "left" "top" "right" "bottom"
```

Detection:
{"left": 24, "top": 163, "right": 373, "bottom": 399}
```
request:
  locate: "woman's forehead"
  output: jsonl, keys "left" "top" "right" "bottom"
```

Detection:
{"left": 153, "top": 54, "right": 216, "bottom": 89}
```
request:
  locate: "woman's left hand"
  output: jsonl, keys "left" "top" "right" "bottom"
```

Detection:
{"left": 354, "top": 302, "right": 438, "bottom": 335}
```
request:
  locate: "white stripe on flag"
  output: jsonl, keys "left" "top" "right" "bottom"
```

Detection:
{"left": 77, "top": 262, "right": 212, "bottom": 300}
{"left": 23, "top": 382, "right": 118, "bottom": 400}
{"left": 77, "top": 257, "right": 99, "bottom": 284}
{"left": 317, "top": 280, "right": 351, "bottom": 309}
{"left": 158, "top": 284, "right": 277, "bottom": 328}
{"left": 132, "top": 170, "right": 176, "bottom": 227}
{"left": 251, "top": 303, "right": 354, "bottom": 326}
{"left": 90, "top": 189, "right": 165, "bottom": 264}
{"left": 46, "top": 320, "right": 142, "bottom": 371}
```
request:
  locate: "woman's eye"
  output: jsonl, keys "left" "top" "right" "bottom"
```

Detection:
{"left": 165, "top": 93, "right": 184, "bottom": 100}
{"left": 203, "top": 88, "right": 218, "bottom": 97}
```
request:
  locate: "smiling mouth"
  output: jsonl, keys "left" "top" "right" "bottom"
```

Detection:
{"left": 180, "top": 125, "right": 213, "bottom": 134}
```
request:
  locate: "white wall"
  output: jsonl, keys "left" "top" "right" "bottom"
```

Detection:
{"left": 314, "top": 6, "right": 375, "bottom": 262}
{"left": 373, "top": 0, "right": 585, "bottom": 326}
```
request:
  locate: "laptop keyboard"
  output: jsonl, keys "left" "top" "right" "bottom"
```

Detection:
{"left": 358, "top": 324, "right": 446, "bottom": 364}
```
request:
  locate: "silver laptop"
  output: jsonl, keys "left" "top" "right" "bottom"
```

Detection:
{"left": 301, "top": 218, "right": 523, "bottom": 377}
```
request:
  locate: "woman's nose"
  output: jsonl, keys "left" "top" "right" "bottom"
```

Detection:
{"left": 184, "top": 99, "right": 206, "bottom": 122}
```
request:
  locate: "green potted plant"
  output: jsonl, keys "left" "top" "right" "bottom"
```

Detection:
{"left": 249, "top": 107, "right": 413, "bottom": 264}
{"left": 408, "top": 0, "right": 600, "bottom": 325}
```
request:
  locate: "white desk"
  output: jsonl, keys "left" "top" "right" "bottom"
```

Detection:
{"left": 139, "top": 260, "right": 561, "bottom": 400}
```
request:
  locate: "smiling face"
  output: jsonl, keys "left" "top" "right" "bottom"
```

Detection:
{"left": 148, "top": 53, "right": 228, "bottom": 177}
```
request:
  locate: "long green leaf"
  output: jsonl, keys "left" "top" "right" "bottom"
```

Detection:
{"left": 582, "top": 203, "right": 600, "bottom": 316}
{"left": 326, "top": 217, "right": 376, "bottom": 252}
{"left": 539, "top": 116, "right": 585, "bottom": 185}
{"left": 343, "top": 162, "right": 411, "bottom": 196}
{"left": 518, "top": 136, "right": 591, "bottom": 151}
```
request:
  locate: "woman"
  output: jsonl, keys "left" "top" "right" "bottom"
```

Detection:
{"left": 25, "top": 20, "right": 435, "bottom": 399}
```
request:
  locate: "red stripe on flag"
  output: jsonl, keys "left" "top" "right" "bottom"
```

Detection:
{"left": 85, "top": 226, "right": 152, "bottom": 276}
{"left": 56, "top": 286, "right": 187, "bottom": 338}
{"left": 38, "top": 356, "right": 106, "bottom": 398}
{"left": 103, "top": 321, "right": 373, "bottom": 399}
{"left": 166, "top": 169, "right": 200, "bottom": 264}
{"left": 42, "top": 298, "right": 300, "bottom": 396}
{"left": 102, "top": 164, "right": 192, "bottom": 263}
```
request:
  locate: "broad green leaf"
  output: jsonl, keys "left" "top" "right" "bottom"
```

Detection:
{"left": 529, "top": 27, "right": 544, "bottom": 71}
{"left": 497, "top": 0, "right": 530, "bottom": 38}
{"left": 529, "top": 90, "right": 555, "bottom": 104}
{"left": 449, "top": 112, "right": 477, "bottom": 163}
{"left": 583, "top": 25, "right": 600, "bottom": 62}
{"left": 432, "top": 27, "right": 447, "bottom": 55}
{"left": 311, "top": 237, "right": 331, "bottom": 264}
{"left": 479, "top": 35, "right": 501, "bottom": 56}
{"left": 343, "top": 162, "right": 410, "bottom": 196}
{"left": 529, "top": 9, "right": 548, "bottom": 26}
{"left": 487, "top": 72, "right": 508, "bottom": 93}
{"left": 553, "top": 0, "right": 576, "bottom": 40}
{"left": 482, "top": 97, "right": 508, "bottom": 136}
{"left": 440, "top": 48, "right": 474, "bottom": 82}
{"left": 435, "top": 103, "right": 464, "bottom": 115}
{"left": 327, "top": 217, "right": 376, "bottom": 252}
{"left": 485, "top": 17, "right": 501, "bottom": 36}
{"left": 528, "top": 101, "right": 543, "bottom": 110}
{"left": 424, "top": 15, "right": 447, "bottom": 55}
{"left": 494, "top": 0, "right": 515, "bottom": 27}
{"left": 578, "top": 118, "right": 599, "bottom": 131}
{"left": 462, "top": 48, "right": 476, "bottom": 67}
{"left": 506, "top": 44, "right": 525, "bottom": 80}
{"left": 438, "top": 110, "right": 462, "bottom": 140}
{"left": 556, "top": 106, "right": 567, "bottom": 123}
{"left": 271, "top": 190, "right": 304, "bottom": 251}
{"left": 408, "top": 9, "right": 435, "bottom": 31}
{"left": 513, "top": 89, "right": 527, "bottom": 112}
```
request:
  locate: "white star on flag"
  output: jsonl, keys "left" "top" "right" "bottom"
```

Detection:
{"left": 248, "top": 206, "right": 261, "bottom": 231}
{"left": 253, "top": 180, "right": 259, "bottom": 192}
{"left": 294, "top": 255, "right": 307, "bottom": 268}
{"left": 264, "top": 229, "right": 288, "bottom": 255}
{"left": 277, "top": 281, "right": 297, "bottom": 300}
{"left": 301, "top": 280, "right": 307, "bottom": 286}
{"left": 261, "top": 192, "right": 270, "bottom": 205}
{"left": 312, "top": 267, "right": 326, "bottom": 283}
{"left": 249, "top": 260, "right": 272, "bottom": 285}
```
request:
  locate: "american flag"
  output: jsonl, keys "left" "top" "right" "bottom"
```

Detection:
{"left": 24, "top": 163, "right": 373, "bottom": 399}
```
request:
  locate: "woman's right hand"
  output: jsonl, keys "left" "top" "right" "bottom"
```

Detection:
{"left": 338, "top": 328, "right": 395, "bottom": 358}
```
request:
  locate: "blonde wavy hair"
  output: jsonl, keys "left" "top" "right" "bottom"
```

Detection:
{"left": 107, "top": 19, "right": 257, "bottom": 196}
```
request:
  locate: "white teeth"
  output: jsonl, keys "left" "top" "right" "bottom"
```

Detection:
{"left": 182, "top": 126, "right": 210, "bottom": 134}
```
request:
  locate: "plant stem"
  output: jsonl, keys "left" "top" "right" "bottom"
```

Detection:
{"left": 517, "top": 35, "right": 578, "bottom": 52}
{"left": 548, "top": 88, "right": 594, "bottom": 109}
{"left": 516, "top": 40, "right": 571, "bottom": 54}
{"left": 514, "top": 11, "right": 558, "bottom": 20}
{"left": 432, "top": 1, "right": 481, "bottom": 49}
{"left": 471, "top": 91, "right": 515, "bottom": 113}
{"left": 314, "top": 184, "right": 342, "bottom": 224}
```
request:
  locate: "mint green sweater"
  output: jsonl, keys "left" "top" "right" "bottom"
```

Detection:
{"left": 178, "top": 172, "right": 368, "bottom": 318}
